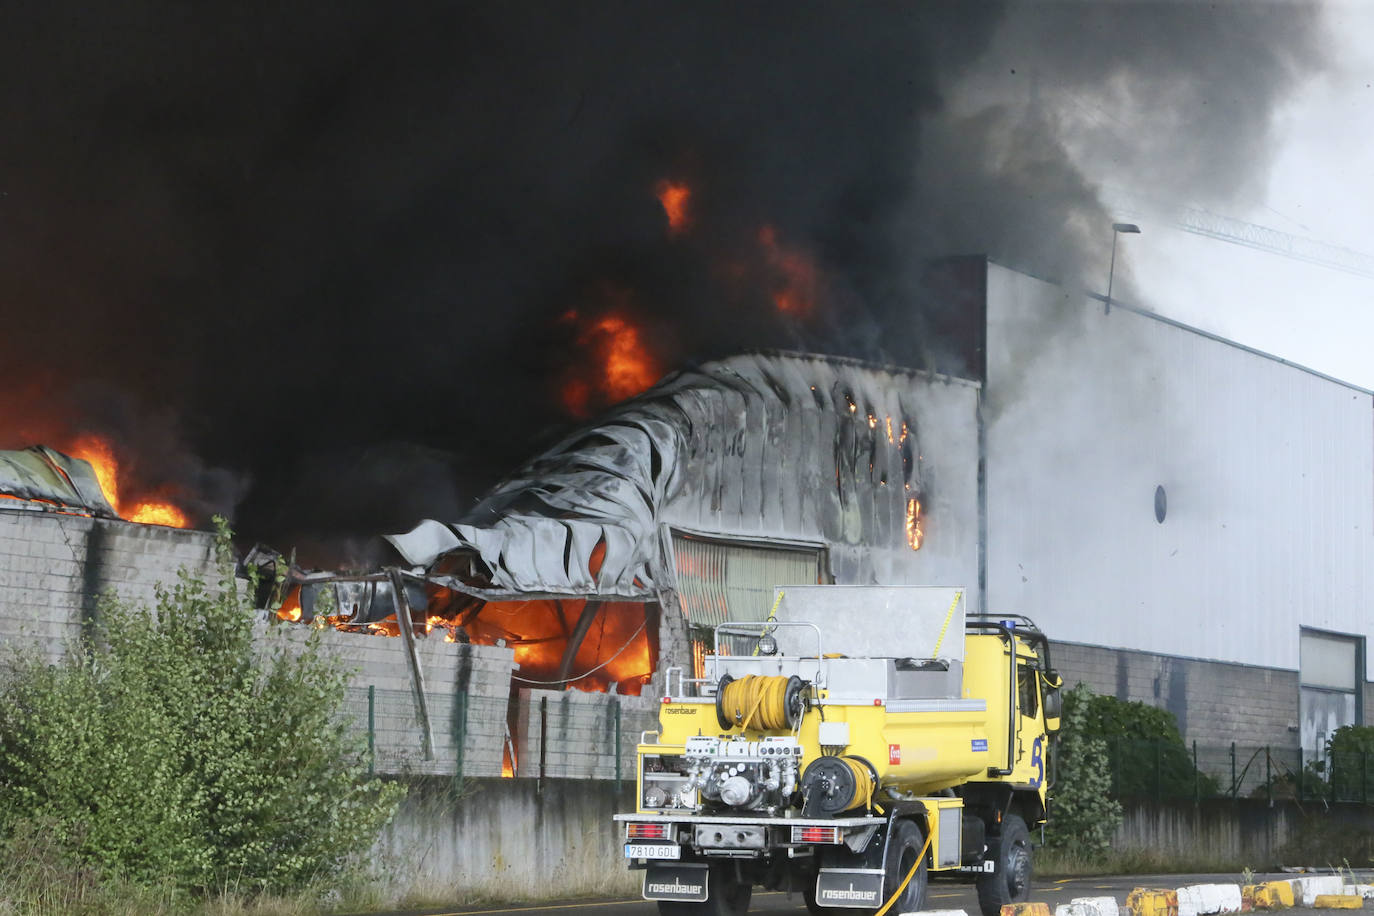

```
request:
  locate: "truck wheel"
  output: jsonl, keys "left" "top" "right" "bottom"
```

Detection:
{"left": 804, "top": 818, "right": 927, "bottom": 916}
{"left": 657, "top": 861, "right": 752, "bottom": 916}
{"left": 975, "top": 813, "right": 1032, "bottom": 916}
{"left": 882, "top": 818, "right": 928, "bottom": 913}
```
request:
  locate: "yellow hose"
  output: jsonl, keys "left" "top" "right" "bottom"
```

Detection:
{"left": 836, "top": 756, "right": 875, "bottom": 812}
{"left": 719, "top": 675, "right": 793, "bottom": 731}
{"left": 874, "top": 825, "right": 934, "bottom": 916}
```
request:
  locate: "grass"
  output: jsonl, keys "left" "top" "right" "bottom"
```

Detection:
{"left": 1037, "top": 846, "right": 1251, "bottom": 878}
{"left": 0, "top": 823, "right": 390, "bottom": 916}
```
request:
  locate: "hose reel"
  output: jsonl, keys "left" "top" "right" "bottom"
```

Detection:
{"left": 714, "top": 674, "right": 806, "bottom": 731}
{"left": 800, "top": 755, "right": 878, "bottom": 816}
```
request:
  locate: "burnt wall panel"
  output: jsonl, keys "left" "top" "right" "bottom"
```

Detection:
{"left": 396, "top": 352, "right": 981, "bottom": 607}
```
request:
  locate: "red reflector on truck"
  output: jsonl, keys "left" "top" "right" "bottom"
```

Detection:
{"left": 626, "top": 822, "right": 670, "bottom": 840}
{"left": 792, "top": 825, "right": 842, "bottom": 844}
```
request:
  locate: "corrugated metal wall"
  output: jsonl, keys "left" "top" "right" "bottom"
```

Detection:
{"left": 670, "top": 533, "right": 824, "bottom": 627}
{"left": 985, "top": 263, "right": 1374, "bottom": 677}
{"left": 657, "top": 353, "right": 982, "bottom": 606}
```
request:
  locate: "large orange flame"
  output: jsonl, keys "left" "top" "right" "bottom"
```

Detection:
{"left": 559, "top": 308, "right": 659, "bottom": 417}
{"left": 67, "top": 435, "right": 190, "bottom": 528}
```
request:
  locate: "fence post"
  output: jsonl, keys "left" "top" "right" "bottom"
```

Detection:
{"left": 1298, "top": 747, "right": 1304, "bottom": 802}
{"left": 539, "top": 695, "right": 548, "bottom": 789}
{"left": 1230, "top": 742, "right": 1237, "bottom": 801}
{"left": 614, "top": 698, "right": 623, "bottom": 789}
{"left": 367, "top": 684, "right": 376, "bottom": 778}
{"left": 1193, "top": 740, "right": 1199, "bottom": 805}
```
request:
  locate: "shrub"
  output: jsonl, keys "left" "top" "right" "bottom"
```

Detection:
{"left": 1071, "top": 689, "right": 1219, "bottom": 800}
{"left": 0, "top": 521, "right": 404, "bottom": 897}
{"left": 1310, "top": 724, "right": 1374, "bottom": 802}
{"left": 1045, "top": 684, "right": 1122, "bottom": 854}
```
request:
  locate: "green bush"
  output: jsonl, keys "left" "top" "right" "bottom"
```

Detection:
{"left": 1312, "top": 724, "right": 1374, "bottom": 802}
{"left": 1070, "top": 689, "right": 1219, "bottom": 800}
{"left": 1045, "top": 684, "right": 1122, "bottom": 854}
{"left": 0, "top": 522, "right": 403, "bottom": 898}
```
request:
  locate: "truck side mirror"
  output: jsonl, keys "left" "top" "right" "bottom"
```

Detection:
{"left": 1042, "top": 669, "right": 1063, "bottom": 734}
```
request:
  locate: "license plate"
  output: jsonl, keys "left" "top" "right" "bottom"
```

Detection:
{"left": 625, "top": 842, "right": 680, "bottom": 859}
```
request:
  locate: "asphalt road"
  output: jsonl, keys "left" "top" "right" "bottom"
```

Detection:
{"left": 380, "top": 872, "right": 1337, "bottom": 916}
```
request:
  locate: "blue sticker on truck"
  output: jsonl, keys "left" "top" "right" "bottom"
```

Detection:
{"left": 971, "top": 738, "right": 988, "bottom": 752}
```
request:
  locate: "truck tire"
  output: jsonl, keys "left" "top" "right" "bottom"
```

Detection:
{"left": 805, "top": 817, "right": 927, "bottom": 916}
{"left": 657, "top": 861, "right": 752, "bottom": 916}
{"left": 975, "top": 813, "right": 1032, "bottom": 916}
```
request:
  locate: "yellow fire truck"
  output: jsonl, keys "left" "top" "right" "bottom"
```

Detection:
{"left": 614, "top": 586, "right": 1063, "bottom": 916}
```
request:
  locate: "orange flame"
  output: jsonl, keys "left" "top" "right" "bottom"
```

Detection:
{"left": 757, "top": 224, "right": 818, "bottom": 316}
{"left": 276, "top": 589, "right": 303, "bottom": 622}
{"left": 67, "top": 435, "right": 190, "bottom": 528}
{"left": 655, "top": 180, "right": 692, "bottom": 236}
{"left": 905, "top": 498, "right": 923, "bottom": 550}
{"left": 560, "top": 308, "right": 659, "bottom": 417}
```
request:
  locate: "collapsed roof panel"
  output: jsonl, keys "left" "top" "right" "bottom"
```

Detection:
{"left": 387, "top": 351, "right": 981, "bottom": 599}
{"left": 0, "top": 446, "right": 118, "bottom": 518}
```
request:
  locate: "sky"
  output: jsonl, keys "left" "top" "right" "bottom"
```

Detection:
{"left": 0, "top": 1, "right": 1366, "bottom": 563}
{"left": 1095, "top": 2, "right": 1374, "bottom": 391}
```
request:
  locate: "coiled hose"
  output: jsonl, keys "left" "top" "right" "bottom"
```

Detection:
{"left": 800, "top": 754, "right": 877, "bottom": 815}
{"left": 715, "top": 674, "right": 802, "bottom": 731}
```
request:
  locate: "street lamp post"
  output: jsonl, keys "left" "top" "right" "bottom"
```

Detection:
{"left": 1106, "top": 222, "right": 1141, "bottom": 314}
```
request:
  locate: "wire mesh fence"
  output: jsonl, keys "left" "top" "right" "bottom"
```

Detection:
{"left": 1096, "top": 739, "right": 1374, "bottom": 805}
{"left": 343, "top": 685, "right": 656, "bottom": 781}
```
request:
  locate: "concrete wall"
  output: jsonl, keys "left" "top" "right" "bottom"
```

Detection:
{"left": 0, "top": 506, "right": 528, "bottom": 779}
{"left": 1054, "top": 641, "right": 1302, "bottom": 749}
{"left": 375, "top": 777, "right": 640, "bottom": 902}
{"left": 1113, "top": 798, "right": 1374, "bottom": 866}
{"left": 264, "top": 626, "right": 517, "bottom": 777}
{"left": 513, "top": 688, "right": 659, "bottom": 780}
{"left": 372, "top": 780, "right": 1374, "bottom": 903}
{"left": 0, "top": 507, "right": 219, "bottom": 660}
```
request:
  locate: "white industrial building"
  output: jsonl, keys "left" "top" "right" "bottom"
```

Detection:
{"left": 980, "top": 261, "right": 1372, "bottom": 756}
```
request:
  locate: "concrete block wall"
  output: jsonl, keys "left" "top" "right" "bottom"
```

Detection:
{"left": 1053, "top": 641, "right": 1302, "bottom": 750}
{"left": 0, "top": 507, "right": 219, "bottom": 661}
{"left": 262, "top": 625, "right": 516, "bottom": 777}
{"left": 514, "top": 687, "right": 659, "bottom": 780}
{"left": 376, "top": 777, "right": 640, "bottom": 902}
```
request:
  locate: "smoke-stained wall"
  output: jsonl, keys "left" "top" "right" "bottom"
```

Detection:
{"left": 984, "top": 262, "right": 1374, "bottom": 679}
{"left": 656, "top": 353, "right": 981, "bottom": 598}
{"left": 393, "top": 351, "right": 983, "bottom": 610}
{"left": 0, "top": 508, "right": 220, "bottom": 661}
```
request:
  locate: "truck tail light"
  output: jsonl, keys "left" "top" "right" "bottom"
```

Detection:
{"left": 792, "top": 825, "right": 842, "bottom": 844}
{"left": 626, "top": 822, "right": 670, "bottom": 840}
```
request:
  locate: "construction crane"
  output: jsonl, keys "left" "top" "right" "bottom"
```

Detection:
{"left": 1101, "top": 189, "right": 1374, "bottom": 281}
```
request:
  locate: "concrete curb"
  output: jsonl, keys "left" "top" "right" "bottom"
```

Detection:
{"left": 914, "top": 876, "right": 1373, "bottom": 916}
{"left": 1314, "top": 897, "right": 1364, "bottom": 910}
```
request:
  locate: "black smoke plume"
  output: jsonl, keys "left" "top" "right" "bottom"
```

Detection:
{"left": 0, "top": 1, "right": 1324, "bottom": 563}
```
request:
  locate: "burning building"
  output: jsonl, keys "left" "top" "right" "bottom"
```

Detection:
{"left": 262, "top": 260, "right": 1374, "bottom": 768}
{"left": 260, "top": 350, "right": 980, "bottom": 699}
